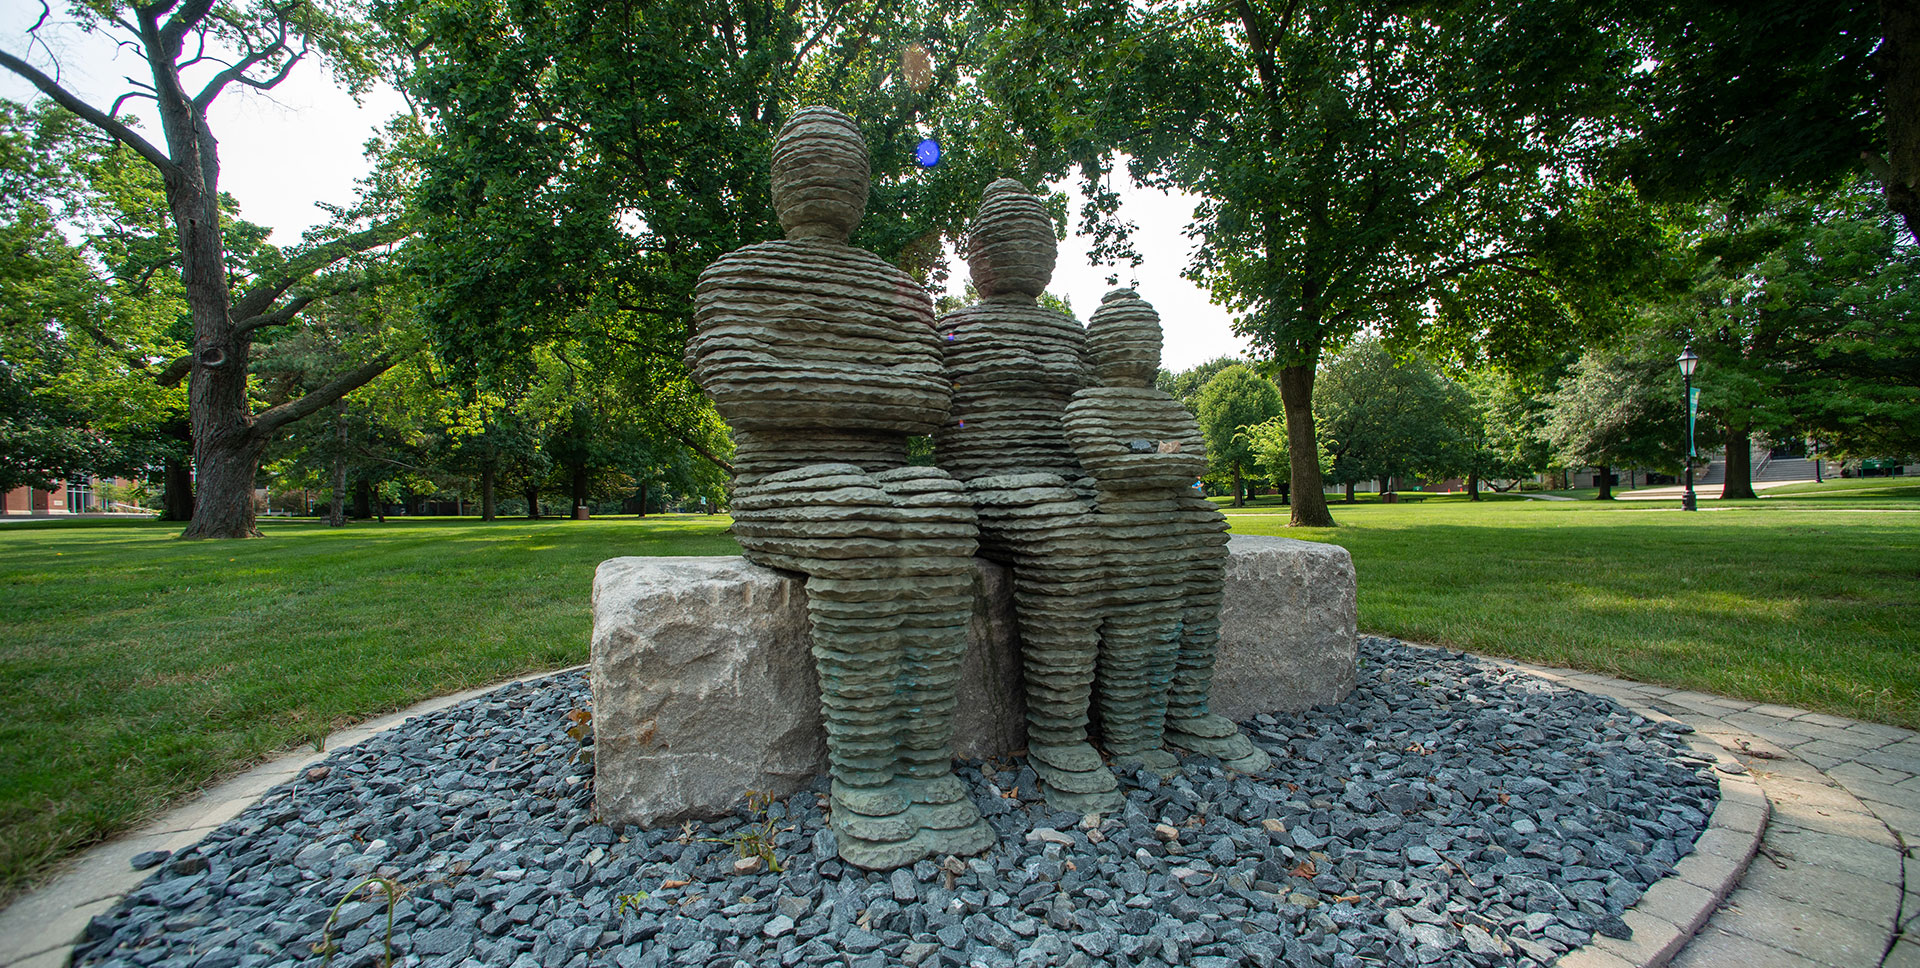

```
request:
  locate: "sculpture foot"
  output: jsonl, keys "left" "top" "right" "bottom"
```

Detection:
{"left": 836, "top": 831, "right": 932, "bottom": 871}
{"left": 1166, "top": 714, "right": 1273, "bottom": 774}
{"left": 900, "top": 772, "right": 969, "bottom": 806}
{"left": 909, "top": 799, "right": 997, "bottom": 859}
{"left": 831, "top": 774, "right": 997, "bottom": 869}
{"left": 839, "top": 822, "right": 993, "bottom": 870}
{"left": 1027, "top": 742, "right": 1123, "bottom": 814}
{"left": 1109, "top": 746, "right": 1181, "bottom": 777}
{"left": 830, "top": 779, "right": 915, "bottom": 846}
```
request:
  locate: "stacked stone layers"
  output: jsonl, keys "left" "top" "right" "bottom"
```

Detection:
{"left": 1082, "top": 285, "right": 1165, "bottom": 387}
{"left": 1069, "top": 290, "right": 1269, "bottom": 773}
{"left": 681, "top": 106, "right": 992, "bottom": 870}
{"left": 966, "top": 178, "right": 1057, "bottom": 298}
{"left": 689, "top": 239, "right": 945, "bottom": 483}
{"left": 770, "top": 107, "right": 870, "bottom": 240}
{"left": 963, "top": 473, "right": 1121, "bottom": 813}
{"left": 933, "top": 298, "right": 1092, "bottom": 484}
{"left": 935, "top": 181, "right": 1123, "bottom": 812}
{"left": 729, "top": 463, "right": 992, "bottom": 868}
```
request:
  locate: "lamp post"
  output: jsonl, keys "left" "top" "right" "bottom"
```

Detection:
{"left": 1678, "top": 346, "right": 1699, "bottom": 511}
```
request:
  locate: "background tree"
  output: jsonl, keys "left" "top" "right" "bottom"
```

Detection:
{"left": 1603, "top": 1, "right": 1916, "bottom": 241}
{"left": 1156, "top": 356, "right": 1241, "bottom": 410}
{"left": 1, "top": 100, "right": 190, "bottom": 507}
{"left": 980, "top": 0, "right": 1660, "bottom": 527}
{"left": 1642, "top": 182, "right": 1920, "bottom": 498}
{"left": 1193, "top": 364, "right": 1281, "bottom": 507}
{"left": 3, "top": 2, "right": 412, "bottom": 538}
{"left": 1546, "top": 341, "right": 1687, "bottom": 499}
{"left": 382, "top": 0, "right": 1031, "bottom": 491}
{"left": 1312, "top": 340, "right": 1473, "bottom": 502}
{"left": 1453, "top": 370, "right": 1554, "bottom": 499}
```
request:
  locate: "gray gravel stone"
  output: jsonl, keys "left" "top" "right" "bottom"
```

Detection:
{"left": 71, "top": 638, "right": 1715, "bottom": 968}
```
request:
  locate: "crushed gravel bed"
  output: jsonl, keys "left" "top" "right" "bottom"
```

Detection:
{"left": 75, "top": 636, "right": 1717, "bottom": 968}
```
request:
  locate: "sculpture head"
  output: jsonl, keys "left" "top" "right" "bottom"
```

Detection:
{"left": 966, "top": 178, "right": 1056, "bottom": 298}
{"left": 772, "top": 107, "right": 870, "bottom": 242}
{"left": 1085, "top": 288, "right": 1162, "bottom": 387}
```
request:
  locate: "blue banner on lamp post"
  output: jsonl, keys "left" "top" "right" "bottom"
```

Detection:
{"left": 1687, "top": 386, "right": 1699, "bottom": 457}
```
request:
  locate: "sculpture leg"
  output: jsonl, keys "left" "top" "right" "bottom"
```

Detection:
{"left": 1009, "top": 561, "right": 1123, "bottom": 813}
{"left": 804, "top": 580, "right": 917, "bottom": 862}
{"left": 967, "top": 476, "right": 1122, "bottom": 813}
{"left": 733, "top": 463, "right": 994, "bottom": 869}
{"left": 874, "top": 468, "right": 995, "bottom": 858}
{"left": 1162, "top": 501, "right": 1270, "bottom": 773}
{"left": 1082, "top": 504, "right": 1182, "bottom": 775}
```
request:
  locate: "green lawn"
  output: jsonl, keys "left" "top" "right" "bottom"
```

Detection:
{"left": 0, "top": 515, "right": 737, "bottom": 902}
{"left": 1226, "top": 496, "right": 1918, "bottom": 733}
{"left": 1, "top": 496, "right": 1915, "bottom": 902}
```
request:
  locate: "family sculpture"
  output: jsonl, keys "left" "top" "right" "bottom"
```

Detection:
{"left": 686, "top": 106, "right": 1266, "bottom": 870}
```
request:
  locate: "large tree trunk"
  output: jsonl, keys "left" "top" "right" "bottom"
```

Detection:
{"left": 1230, "top": 465, "right": 1244, "bottom": 507}
{"left": 181, "top": 435, "right": 264, "bottom": 539}
{"left": 636, "top": 480, "right": 649, "bottom": 518}
{"left": 481, "top": 460, "right": 497, "bottom": 521}
{"left": 1596, "top": 465, "right": 1613, "bottom": 500}
{"left": 328, "top": 407, "right": 347, "bottom": 528}
{"left": 1721, "top": 424, "right": 1758, "bottom": 500}
{"left": 1467, "top": 474, "right": 1481, "bottom": 501}
{"left": 158, "top": 64, "right": 260, "bottom": 540}
{"left": 571, "top": 461, "right": 588, "bottom": 514}
{"left": 160, "top": 455, "right": 194, "bottom": 521}
{"left": 353, "top": 480, "right": 372, "bottom": 519}
{"left": 1276, "top": 364, "right": 1335, "bottom": 527}
{"left": 1877, "top": 0, "right": 1920, "bottom": 244}
{"left": 1344, "top": 481, "right": 1356, "bottom": 503}
{"left": 525, "top": 486, "right": 541, "bottom": 519}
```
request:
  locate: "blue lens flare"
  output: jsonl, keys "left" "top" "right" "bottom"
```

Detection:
{"left": 916, "top": 138, "right": 941, "bottom": 167}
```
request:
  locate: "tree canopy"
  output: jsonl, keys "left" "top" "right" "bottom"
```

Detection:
{"left": 2, "top": 0, "right": 413, "bottom": 537}
{"left": 974, "top": 0, "right": 1669, "bottom": 525}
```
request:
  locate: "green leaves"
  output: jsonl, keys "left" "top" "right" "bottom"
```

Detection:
{"left": 1194, "top": 363, "right": 1281, "bottom": 482}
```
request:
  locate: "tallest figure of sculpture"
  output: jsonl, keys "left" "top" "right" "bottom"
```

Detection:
{"left": 685, "top": 107, "right": 994, "bottom": 870}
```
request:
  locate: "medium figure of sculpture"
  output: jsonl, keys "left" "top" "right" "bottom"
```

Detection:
{"left": 685, "top": 106, "right": 994, "bottom": 869}
{"left": 1067, "top": 290, "right": 1271, "bottom": 774}
{"left": 935, "top": 179, "right": 1123, "bottom": 812}
{"left": 938, "top": 182, "right": 1267, "bottom": 811}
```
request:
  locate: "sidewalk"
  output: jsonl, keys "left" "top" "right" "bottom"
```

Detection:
{"left": 1, "top": 657, "right": 1911, "bottom": 968}
{"left": 1614, "top": 480, "right": 1819, "bottom": 501}
{"left": 1489, "top": 658, "right": 1918, "bottom": 968}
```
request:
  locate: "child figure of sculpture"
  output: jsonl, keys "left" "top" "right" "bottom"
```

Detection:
{"left": 934, "top": 179, "right": 1125, "bottom": 813}
{"left": 1065, "top": 290, "right": 1272, "bottom": 773}
{"left": 685, "top": 107, "right": 995, "bottom": 869}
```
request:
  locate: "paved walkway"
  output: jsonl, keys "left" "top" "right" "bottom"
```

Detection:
{"left": 1489, "top": 658, "right": 1918, "bottom": 968}
{"left": 1, "top": 658, "right": 1912, "bottom": 968}
{"left": 1615, "top": 480, "right": 1818, "bottom": 501}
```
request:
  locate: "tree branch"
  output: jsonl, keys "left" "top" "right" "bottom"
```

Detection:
{"left": 234, "top": 294, "right": 317, "bottom": 337}
{"left": 231, "top": 217, "right": 409, "bottom": 321}
{"left": 0, "top": 50, "right": 179, "bottom": 176}
{"left": 194, "top": 9, "right": 303, "bottom": 109}
{"left": 108, "top": 90, "right": 159, "bottom": 116}
{"left": 667, "top": 423, "right": 733, "bottom": 475}
{"left": 156, "top": 354, "right": 194, "bottom": 387}
{"left": 253, "top": 351, "right": 399, "bottom": 437}
{"left": 154, "top": 0, "right": 219, "bottom": 57}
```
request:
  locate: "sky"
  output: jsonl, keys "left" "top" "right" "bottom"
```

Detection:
{"left": 2, "top": 10, "right": 1254, "bottom": 371}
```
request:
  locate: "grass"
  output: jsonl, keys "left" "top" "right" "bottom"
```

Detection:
{"left": 1225, "top": 496, "right": 1918, "bottom": 733}
{"left": 2, "top": 493, "right": 1916, "bottom": 902}
{"left": 0, "top": 515, "right": 737, "bottom": 903}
